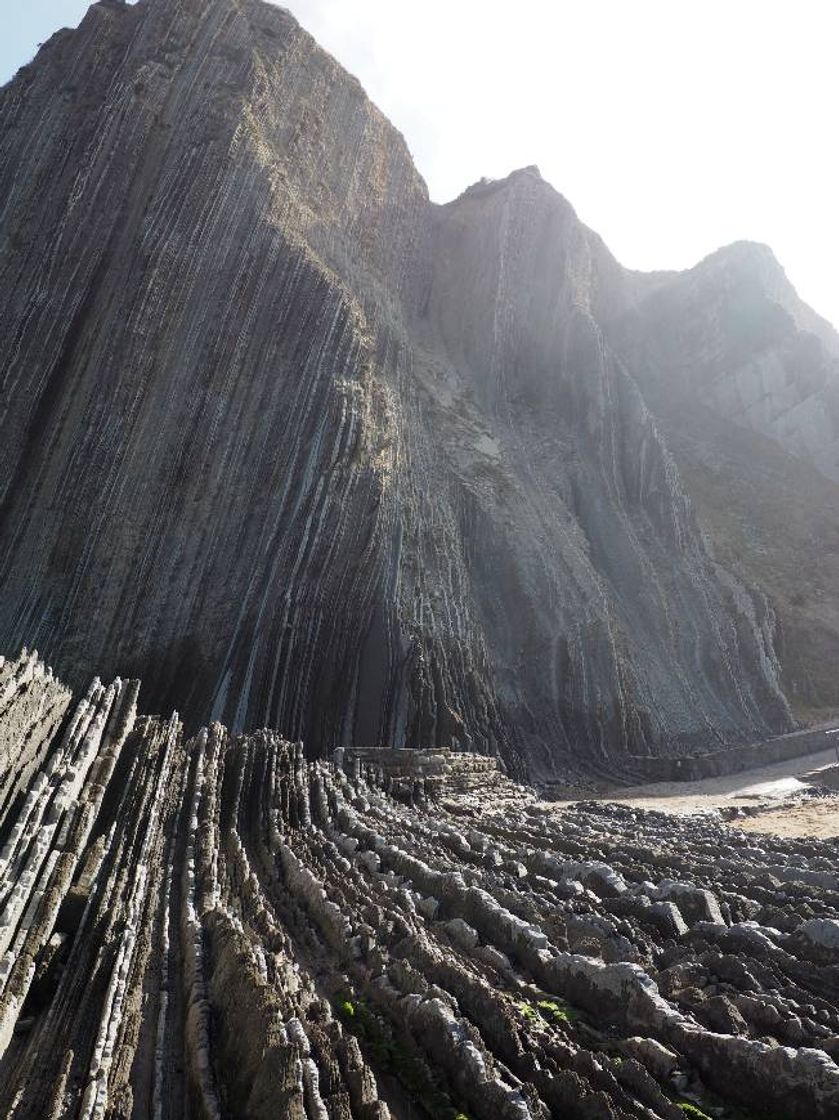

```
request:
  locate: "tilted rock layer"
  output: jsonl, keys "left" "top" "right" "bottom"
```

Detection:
{"left": 4, "top": 0, "right": 839, "bottom": 775}
{"left": 1, "top": 652, "right": 838, "bottom": 1119}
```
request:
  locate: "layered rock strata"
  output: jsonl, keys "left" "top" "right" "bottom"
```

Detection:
{"left": 0, "top": 651, "right": 138, "bottom": 1062}
{"left": 606, "top": 244, "right": 839, "bottom": 719}
{"left": 0, "top": 0, "right": 822, "bottom": 776}
{"left": 1, "top": 657, "right": 838, "bottom": 1119}
{"left": 0, "top": 651, "right": 73, "bottom": 821}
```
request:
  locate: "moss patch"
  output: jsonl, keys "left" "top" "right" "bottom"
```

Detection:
{"left": 334, "top": 991, "right": 470, "bottom": 1120}
{"left": 676, "top": 1103, "right": 712, "bottom": 1120}
{"left": 518, "top": 997, "right": 580, "bottom": 1026}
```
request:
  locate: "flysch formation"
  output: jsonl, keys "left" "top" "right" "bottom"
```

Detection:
{"left": 9, "top": 0, "right": 838, "bottom": 780}
{"left": 0, "top": 650, "right": 837, "bottom": 1120}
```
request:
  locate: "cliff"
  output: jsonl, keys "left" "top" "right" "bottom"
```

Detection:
{"left": 608, "top": 244, "right": 839, "bottom": 719}
{"left": 4, "top": 0, "right": 834, "bottom": 777}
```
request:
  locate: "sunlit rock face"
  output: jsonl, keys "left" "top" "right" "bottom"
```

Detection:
{"left": 613, "top": 241, "right": 839, "bottom": 482}
{"left": 607, "top": 245, "right": 839, "bottom": 719}
{"left": 0, "top": 0, "right": 806, "bottom": 776}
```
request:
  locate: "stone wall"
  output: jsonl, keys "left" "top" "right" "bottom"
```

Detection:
{"left": 621, "top": 728, "right": 835, "bottom": 784}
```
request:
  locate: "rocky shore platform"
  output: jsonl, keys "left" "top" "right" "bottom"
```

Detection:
{"left": 1, "top": 649, "right": 837, "bottom": 1119}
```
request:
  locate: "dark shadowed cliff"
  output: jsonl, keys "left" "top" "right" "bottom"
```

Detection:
{"left": 4, "top": 0, "right": 836, "bottom": 776}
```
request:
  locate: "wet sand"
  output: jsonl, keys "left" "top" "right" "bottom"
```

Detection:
{"left": 734, "top": 798, "right": 839, "bottom": 839}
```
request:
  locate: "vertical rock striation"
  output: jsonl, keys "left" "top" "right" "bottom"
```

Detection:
{"left": 0, "top": 654, "right": 137, "bottom": 1064}
{"left": 607, "top": 244, "right": 839, "bottom": 719}
{"left": 0, "top": 651, "right": 73, "bottom": 821}
{"left": 0, "top": 0, "right": 818, "bottom": 774}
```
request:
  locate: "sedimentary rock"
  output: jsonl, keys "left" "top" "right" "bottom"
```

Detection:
{"left": 1, "top": 654, "right": 838, "bottom": 1119}
{"left": 0, "top": 0, "right": 824, "bottom": 776}
{"left": 605, "top": 243, "right": 839, "bottom": 718}
{"left": 0, "top": 650, "right": 73, "bottom": 823}
{"left": 0, "top": 655, "right": 137, "bottom": 1065}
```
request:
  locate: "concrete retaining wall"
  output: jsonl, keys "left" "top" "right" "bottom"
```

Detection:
{"left": 622, "top": 728, "right": 836, "bottom": 785}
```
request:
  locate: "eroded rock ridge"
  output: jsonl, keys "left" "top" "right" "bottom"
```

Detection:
{"left": 1, "top": 651, "right": 838, "bottom": 1119}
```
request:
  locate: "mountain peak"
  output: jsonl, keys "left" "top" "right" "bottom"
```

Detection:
{"left": 690, "top": 240, "right": 839, "bottom": 351}
{"left": 693, "top": 239, "right": 784, "bottom": 283}
{"left": 450, "top": 164, "right": 551, "bottom": 203}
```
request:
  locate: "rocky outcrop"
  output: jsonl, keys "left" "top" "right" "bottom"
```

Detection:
{"left": 0, "top": 0, "right": 809, "bottom": 775}
{"left": 0, "top": 654, "right": 137, "bottom": 1064}
{"left": 0, "top": 651, "right": 73, "bottom": 822}
{"left": 1, "top": 655, "right": 838, "bottom": 1119}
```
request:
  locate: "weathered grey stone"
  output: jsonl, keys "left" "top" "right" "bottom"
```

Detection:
{"left": 653, "top": 881, "right": 726, "bottom": 926}
{"left": 1, "top": 655, "right": 838, "bottom": 1120}
{"left": 621, "top": 1036, "right": 680, "bottom": 1081}
{"left": 798, "top": 919, "right": 839, "bottom": 954}
{"left": 0, "top": 0, "right": 800, "bottom": 780}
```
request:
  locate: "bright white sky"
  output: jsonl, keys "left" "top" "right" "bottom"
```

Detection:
{"left": 3, "top": 1, "right": 837, "bottom": 327}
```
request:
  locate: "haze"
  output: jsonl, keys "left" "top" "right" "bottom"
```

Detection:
{"left": 3, "top": 0, "right": 837, "bottom": 328}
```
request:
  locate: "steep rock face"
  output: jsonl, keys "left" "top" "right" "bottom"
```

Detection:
{"left": 410, "top": 172, "right": 791, "bottom": 771}
{"left": 0, "top": 0, "right": 426, "bottom": 754}
{"left": 614, "top": 242, "right": 839, "bottom": 480}
{"left": 609, "top": 246, "right": 839, "bottom": 718}
{"left": 0, "top": 0, "right": 797, "bottom": 775}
